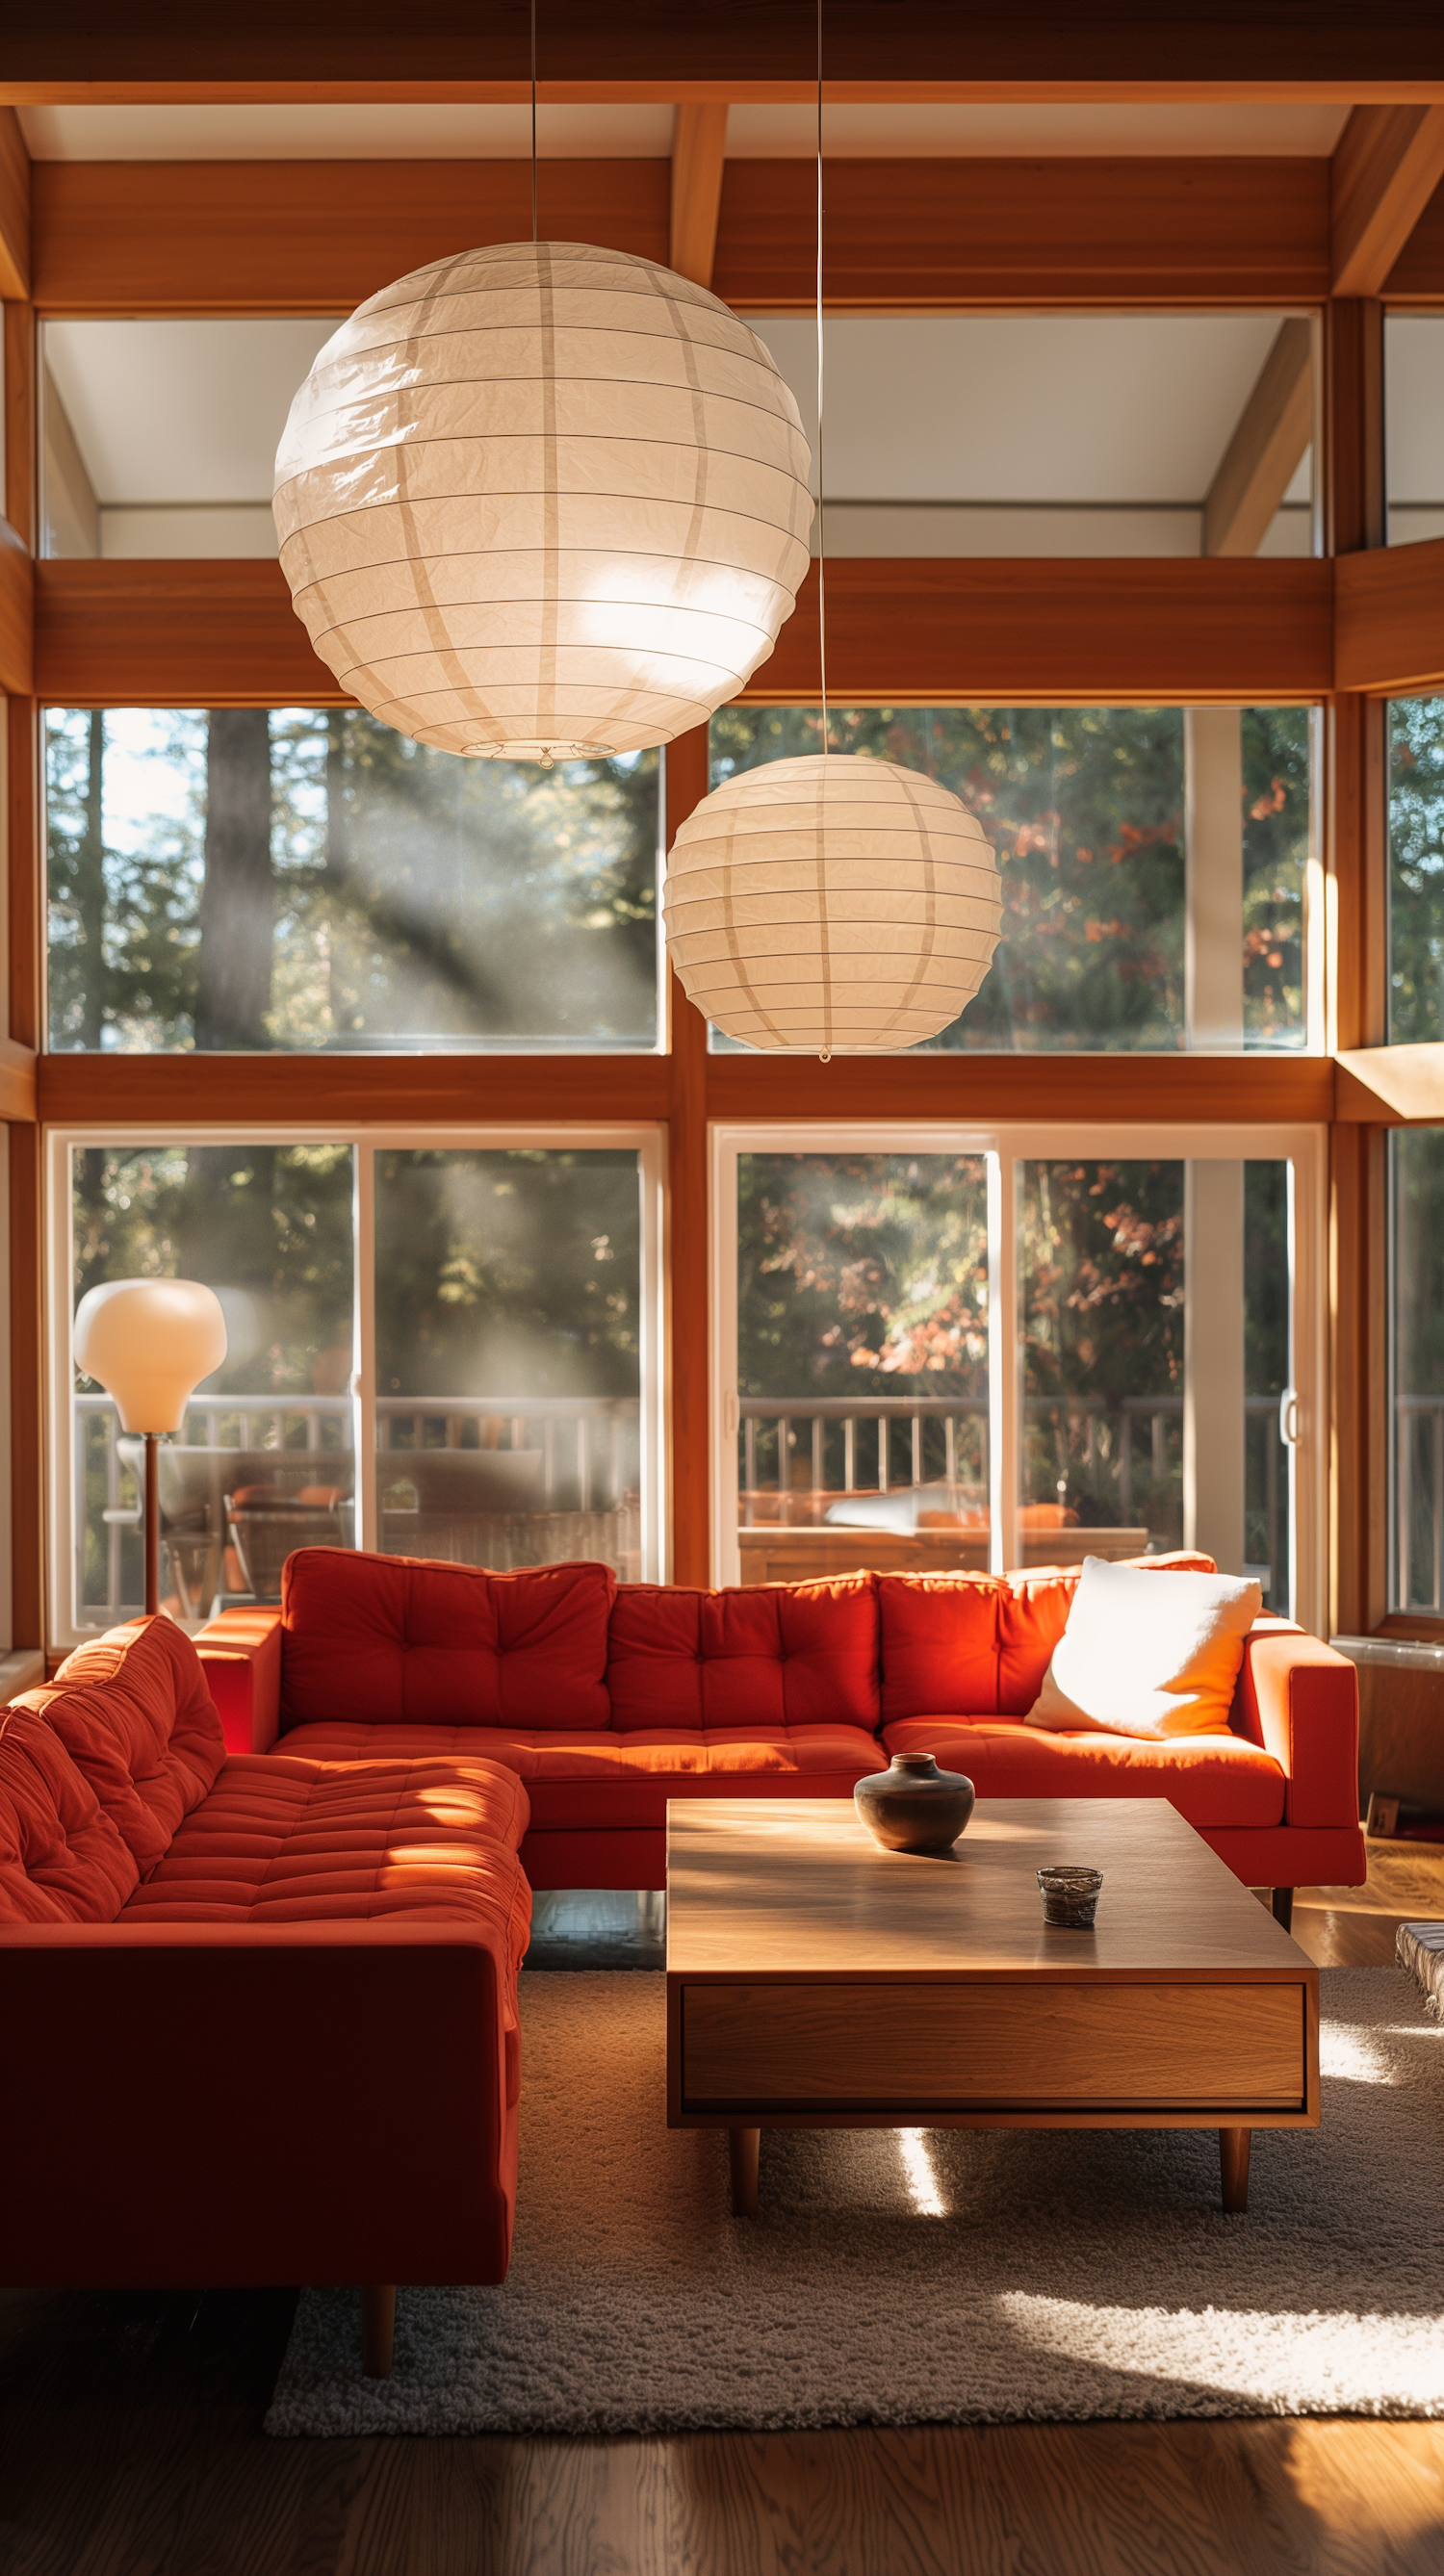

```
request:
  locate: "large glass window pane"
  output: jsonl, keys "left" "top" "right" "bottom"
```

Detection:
{"left": 45, "top": 708, "right": 660, "bottom": 1053}
{"left": 1385, "top": 314, "right": 1444, "bottom": 550}
{"left": 70, "top": 1143, "right": 356, "bottom": 1631}
{"left": 711, "top": 707, "right": 1310, "bottom": 1053}
{"left": 1391, "top": 1128, "right": 1444, "bottom": 1613}
{"left": 374, "top": 1149, "right": 645, "bottom": 1579}
{"left": 1019, "top": 1156, "right": 1293, "bottom": 1606}
{"left": 1020, "top": 1160, "right": 1186, "bottom": 1557}
{"left": 734, "top": 1151, "right": 989, "bottom": 1584}
{"left": 1388, "top": 695, "right": 1444, "bottom": 1043}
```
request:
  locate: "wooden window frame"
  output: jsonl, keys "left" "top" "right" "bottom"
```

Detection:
{"left": 3, "top": 119, "right": 1438, "bottom": 1648}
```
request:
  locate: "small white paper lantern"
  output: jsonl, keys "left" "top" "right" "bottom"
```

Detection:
{"left": 273, "top": 241, "right": 813, "bottom": 762}
{"left": 664, "top": 754, "right": 1003, "bottom": 1053}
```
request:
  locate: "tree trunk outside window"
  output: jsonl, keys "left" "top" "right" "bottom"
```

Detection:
{"left": 196, "top": 709, "right": 273, "bottom": 1050}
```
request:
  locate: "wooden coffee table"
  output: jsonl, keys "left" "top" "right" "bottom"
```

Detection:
{"left": 665, "top": 1796, "right": 1319, "bottom": 2216}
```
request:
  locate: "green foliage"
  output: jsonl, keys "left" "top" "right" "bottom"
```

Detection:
{"left": 71, "top": 1143, "right": 355, "bottom": 1401}
{"left": 374, "top": 1149, "right": 641, "bottom": 1401}
{"left": 712, "top": 704, "right": 1309, "bottom": 1052}
{"left": 46, "top": 709, "right": 659, "bottom": 1052}
{"left": 1388, "top": 696, "right": 1444, "bottom": 1043}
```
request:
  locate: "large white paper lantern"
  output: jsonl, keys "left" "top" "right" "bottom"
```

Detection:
{"left": 664, "top": 754, "right": 1003, "bottom": 1053}
{"left": 273, "top": 241, "right": 813, "bottom": 762}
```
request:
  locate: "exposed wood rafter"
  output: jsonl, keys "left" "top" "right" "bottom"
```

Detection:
{"left": 669, "top": 102, "right": 728, "bottom": 287}
{"left": 0, "top": 104, "right": 29, "bottom": 298}
{"left": 32, "top": 555, "right": 1335, "bottom": 710}
{"left": 1331, "top": 102, "right": 1444, "bottom": 293}
{"left": 1203, "top": 317, "right": 1313, "bottom": 557}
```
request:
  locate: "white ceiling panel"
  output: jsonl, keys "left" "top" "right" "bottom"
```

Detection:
{"left": 747, "top": 313, "right": 1302, "bottom": 504}
{"left": 44, "top": 318, "right": 335, "bottom": 503}
{"left": 17, "top": 99, "right": 1347, "bottom": 164}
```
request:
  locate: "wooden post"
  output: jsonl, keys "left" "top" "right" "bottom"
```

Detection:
{"left": 361, "top": 2283, "right": 396, "bottom": 2379}
{"left": 1219, "top": 2127, "right": 1251, "bottom": 2213}
{"left": 729, "top": 2125, "right": 760, "bottom": 2218}
{"left": 143, "top": 1432, "right": 160, "bottom": 1618}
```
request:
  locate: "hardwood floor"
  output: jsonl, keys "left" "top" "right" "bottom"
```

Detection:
{"left": 4, "top": 1851, "right": 1443, "bottom": 2576}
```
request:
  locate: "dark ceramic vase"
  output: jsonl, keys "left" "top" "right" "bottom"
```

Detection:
{"left": 854, "top": 1753, "right": 975, "bottom": 1855}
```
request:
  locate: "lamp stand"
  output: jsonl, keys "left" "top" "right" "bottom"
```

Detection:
{"left": 143, "top": 1431, "right": 160, "bottom": 1618}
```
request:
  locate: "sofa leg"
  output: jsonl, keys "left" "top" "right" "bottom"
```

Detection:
{"left": 362, "top": 2284, "right": 396, "bottom": 2379}
{"left": 1271, "top": 1887, "right": 1294, "bottom": 1934}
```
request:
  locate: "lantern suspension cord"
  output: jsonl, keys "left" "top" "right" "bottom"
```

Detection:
{"left": 818, "top": 0, "right": 828, "bottom": 757}
{"left": 530, "top": 0, "right": 538, "bottom": 245}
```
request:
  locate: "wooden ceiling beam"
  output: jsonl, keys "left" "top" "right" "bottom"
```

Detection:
{"left": 4, "top": 1, "right": 1444, "bottom": 89}
{"left": 669, "top": 102, "right": 729, "bottom": 287}
{"left": 1330, "top": 102, "right": 1444, "bottom": 293}
{"left": 33, "top": 154, "right": 1336, "bottom": 314}
{"left": 33, "top": 554, "right": 1334, "bottom": 711}
{"left": 1203, "top": 317, "right": 1313, "bottom": 557}
{"left": 0, "top": 106, "right": 30, "bottom": 298}
{"left": 1334, "top": 534, "right": 1444, "bottom": 695}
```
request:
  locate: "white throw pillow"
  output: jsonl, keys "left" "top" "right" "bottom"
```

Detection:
{"left": 1023, "top": 1556, "right": 1262, "bottom": 1739}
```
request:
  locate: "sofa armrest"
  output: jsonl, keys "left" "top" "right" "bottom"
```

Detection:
{"left": 0, "top": 1920, "right": 518, "bottom": 2286}
{"left": 194, "top": 1609, "right": 282, "bottom": 1753}
{"left": 1232, "top": 1628, "right": 1359, "bottom": 1830}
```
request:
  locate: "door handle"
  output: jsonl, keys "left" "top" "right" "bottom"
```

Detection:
{"left": 1278, "top": 1388, "right": 1300, "bottom": 1447}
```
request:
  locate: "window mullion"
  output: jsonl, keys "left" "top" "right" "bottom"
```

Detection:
{"left": 353, "top": 1141, "right": 378, "bottom": 1555}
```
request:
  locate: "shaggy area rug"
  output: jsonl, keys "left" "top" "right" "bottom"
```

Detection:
{"left": 267, "top": 1965, "right": 1444, "bottom": 2435}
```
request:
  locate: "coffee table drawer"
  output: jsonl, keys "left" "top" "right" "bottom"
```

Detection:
{"left": 681, "top": 1980, "right": 1307, "bottom": 2111}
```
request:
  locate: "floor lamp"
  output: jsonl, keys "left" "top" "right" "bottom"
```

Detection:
{"left": 73, "top": 1279, "right": 229, "bottom": 1617}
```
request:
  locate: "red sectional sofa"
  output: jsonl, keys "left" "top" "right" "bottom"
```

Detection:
{"left": 195, "top": 1546, "right": 1367, "bottom": 1906}
{"left": 0, "top": 1612, "right": 531, "bottom": 2373}
{"left": 0, "top": 1545, "right": 1363, "bottom": 2376}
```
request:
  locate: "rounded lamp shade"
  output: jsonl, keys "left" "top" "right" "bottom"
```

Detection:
{"left": 273, "top": 241, "right": 813, "bottom": 762}
{"left": 73, "top": 1280, "right": 228, "bottom": 1436}
{"left": 663, "top": 754, "right": 1004, "bottom": 1053}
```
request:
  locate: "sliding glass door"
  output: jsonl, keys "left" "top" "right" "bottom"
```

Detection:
{"left": 51, "top": 1126, "right": 664, "bottom": 1643}
{"left": 714, "top": 1124, "right": 1324, "bottom": 1630}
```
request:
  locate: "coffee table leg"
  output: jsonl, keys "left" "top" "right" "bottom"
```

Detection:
{"left": 1219, "top": 2127, "right": 1251, "bottom": 2212}
{"left": 729, "top": 2125, "right": 761, "bottom": 2217}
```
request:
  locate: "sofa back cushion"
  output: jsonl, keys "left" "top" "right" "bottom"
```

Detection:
{"left": 607, "top": 1574, "right": 880, "bottom": 1733}
{"left": 16, "top": 1615, "right": 226, "bottom": 1872}
{"left": 279, "top": 1549, "right": 616, "bottom": 1733}
{"left": 879, "top": 1555, "right": 1221, "bottom": 1722}
{"left": 0, "top": 1706, "right": 140, "bottom": 1923}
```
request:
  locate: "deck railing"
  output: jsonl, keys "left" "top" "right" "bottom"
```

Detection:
{"left": 738, "top": 1392, "right": 1289, "bottom": 1594}
{"left": 74, "top": 1390, "right": 640, "bottom": 1623}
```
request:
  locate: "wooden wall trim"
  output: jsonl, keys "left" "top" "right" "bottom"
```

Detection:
{"left": 663, "top": 727, "right": 711, "bottom": 1587}
{"left": 5, "top": 4, "right": 1444, "bottom": 88}
{"left": 1383, "top": 170, "right": 1444, "bottom": 296}
{"left": 1330, "top": 104, "right": 1444, "bottom": 295}
{"left": 36, "top": 1047, "right": 1333, "bottom": 1131}
{"left": 32, "top": 160, "right": 669, "bottom": 314}
{"left": 1335, "top": 1044, "right": 1444, "bottom": 1122}
{"left": 7, "top": 696, "right": 39, "bottom": 1056}
{"left": 35, "top": 561, "right": 345, "bottom": 707}
{"left": 35, "top": 555, "right": 1338, "bottom": 712}
{"left": 715, "top": 156, "right": 1330, "bottom": 308}
{"left": 0, "top": 519, "right": 34, "bottom": 699}
{"left": 3, "top": 302, "right": 35, "bottom": 553}
{"left": 31, "top": 153, "right": 1340, "bottom": 316}
{"left": 36, "top": 1052, "right": 674, "bottom": 1127}
{"left": 0, "top": 105, "right": 29, "bottom": 301}
{"left": 9, "top": 1118, "right": 43, "bottom": 1650}
{"left": 704, "top": 1052, "right": 1334, "bottom": 1123}
{"left": 1334, "top": 535, "right": 1444, "bottom": 695}
{"left": 749, "top": 559, "right": 1334, "bottom": 707}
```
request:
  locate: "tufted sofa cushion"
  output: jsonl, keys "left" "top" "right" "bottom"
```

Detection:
{"left": 122, "top": 1751, "right": 533, "bottom": 2021}
{"left": 606, "top": 1574, "right": 880, "bottom": 1733}
{"left": 16, "top": 1614, "right": 227, "bottom": 1872}
{"left": 279, "top": 1550, "right": 616, "bottom": 1734}
{"left": 878, "top": 1555, "right": 1221, "bottom": 1724}
{"left": 0, "top": 1706, "right": 140, "bottom": 1923}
